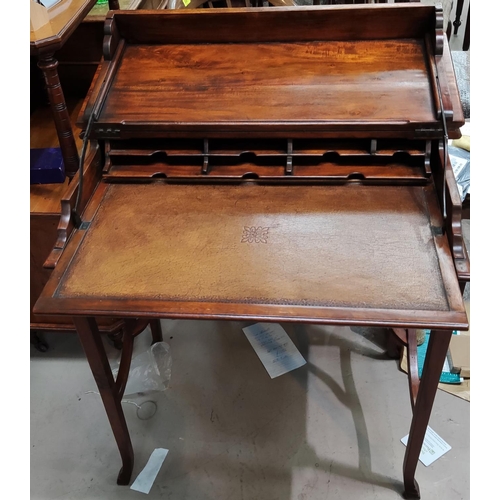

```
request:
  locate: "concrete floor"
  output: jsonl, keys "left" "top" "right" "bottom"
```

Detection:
{"left": 31, "top": 316, "right": 470, "bottom": 500}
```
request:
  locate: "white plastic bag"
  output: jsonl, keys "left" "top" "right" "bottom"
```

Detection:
{"left": 113, "top": 342, "right": 172, "bottom": 398}
{"left": 449, "top": 145, "right": 470, "bottom": 202}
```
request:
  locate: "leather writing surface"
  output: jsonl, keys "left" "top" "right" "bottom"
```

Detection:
{"left": 57, "top": 183, "right": 449, "bottom": 312}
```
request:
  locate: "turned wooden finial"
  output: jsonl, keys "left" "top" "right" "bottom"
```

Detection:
{"left": 434, "top": 5, "right": 444, "bottom": 56}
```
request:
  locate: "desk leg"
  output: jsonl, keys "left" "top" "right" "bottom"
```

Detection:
{"left": 453, "top": 0, "right": 465, "bottom": 36}
{"left": 150, "top": 319, "right": 163, "bottom": 344}
{"left": 402, "top": 329, "right": 452, "bottom": 499}
{"left": 462, "top": 7, "right": 470, "bottom": 51}
{"left": 37, "top": 53, "right": 80, "bottom": 178}
{"left": 74, "top": 317, "right": 134, "bottom": 485}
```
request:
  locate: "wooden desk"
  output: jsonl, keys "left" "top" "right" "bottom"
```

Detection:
{"left": 34, "top": 5, "right": 469, "bottom": 498}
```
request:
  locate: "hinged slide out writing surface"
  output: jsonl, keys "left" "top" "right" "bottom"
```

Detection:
{"left": 38, "top": 181, "right": 467, "bottom": 330}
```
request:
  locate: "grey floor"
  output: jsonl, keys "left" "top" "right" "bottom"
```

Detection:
{"left": 30, "top": 5, "right": 471, "bottom": 499}
{"left": 31, "top": 318, "right": 470, "bottom": 500}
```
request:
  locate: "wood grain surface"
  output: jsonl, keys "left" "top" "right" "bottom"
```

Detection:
{"left": 31, "top": 0, "right": 99, "bottom": 54}
{"left": 100, "top": 40, "right": 435, "bottom": 126}
{"left": 30, "top": 100, "right": 83, "bottom": 214}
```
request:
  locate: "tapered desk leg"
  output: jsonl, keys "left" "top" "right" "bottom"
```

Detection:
{"left": 150, "top": 319, "right": 163, "bottom": 345}
{"left": 37, "top": 53, "right": 80, "bottom": 178}
{"left": 402, "top": 329, "right": 452, "bottom": 499}
{"left": 462, "top": 7, "right": 470, "bottom": 51}
{"left": 73, "top": 317, "right": 134, "bottom": 485}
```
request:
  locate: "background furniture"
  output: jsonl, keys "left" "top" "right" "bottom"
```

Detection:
{"left": 30, "top": 0, "right": 109, "bottom": 178}
{"left": 31, "top": 0, "right": 113, "bottom": 349}
{"left": 462, "top": 4, "right": 469, "bottom": 50}
{"left": 30, "top": 0, "right": 168, "bottom": 345}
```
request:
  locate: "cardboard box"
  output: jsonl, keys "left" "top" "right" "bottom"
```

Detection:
{"left": 448, "top": 334, "right": 470, "bottom": 378}
{"left": 30, "top": 1, "right": 50, "bottom": 32}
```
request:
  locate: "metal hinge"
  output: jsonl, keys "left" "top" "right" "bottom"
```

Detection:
{"left": 95, "top": 128, "right": 121, "bottom": 137}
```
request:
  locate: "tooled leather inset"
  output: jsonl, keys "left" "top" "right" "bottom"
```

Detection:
{"left": 56, "top": 183, "right": 451, "bottom": 312}
{"left": 241, "top": 226, "right": 270, "bottom": 244}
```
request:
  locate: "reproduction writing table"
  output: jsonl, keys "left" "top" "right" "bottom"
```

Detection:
{"left": 34, "top": 4, "right": 470, "bottom": 498}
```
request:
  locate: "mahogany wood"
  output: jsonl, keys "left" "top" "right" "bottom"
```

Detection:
{"left": 33, "top": 6, "right": 469, "bottom": 498}
{"left": 55, "top": 21, "right": 106, "bottom": 98}
{"left": 31, "top": 212, "right": 62, "bottom": 327}
{"left": 29, "top": 110, "right": 163, "bottom": 339}
{"left": 386, "top": 327, "right": 406, "bottom": 359}
{"left": 115, "top": 319, "right": 135, "bottom": 399}
{"left": 73, "top": 317, "right": 133, "bottom": 484}
{"left": 31, "top": 1, "right": 122, "bottom": 177}
{"left": 37, "top": 53, "right": 81, "bottom": 177}
{"left": 149, "top": 319, "right": 164, "bottom": 344}
{"left": 31, "top": 0, "right": 99, "bottom": 177}
{"left": 77, "top": 7, "right": 464, "bottom": 139}
{"left": 406, "top": 329, "right": 419, "bottom": 411}
{"left": 30, "top": 2, "right": 140, "bottom": 332}
{"left": 30, "top": 0, "right": 101, "bottom": 55}
{"left": 30, "top": 103, "right": 122, "bottom": 333}
{"left": 402, "top": 329, "right": 453, "bottom": 498}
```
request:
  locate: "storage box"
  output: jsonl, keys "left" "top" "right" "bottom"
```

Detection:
{"left": 448, "top": 334, "right": 470, "bottom": 378}
{"left": 30, "top": 148, "right": 65, "bottom": 184}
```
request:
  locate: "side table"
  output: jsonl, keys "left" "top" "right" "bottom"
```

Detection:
{"left": 30, "top": 0, "right": 120, "bottom": 178}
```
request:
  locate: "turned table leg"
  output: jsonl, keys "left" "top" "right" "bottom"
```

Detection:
{"left": 37, "top": 53, "right": 80, "bottom": 178}
{"left": 453, "top": 0, "right": 465, "bottom": 36}
{"left": 73, "top": 317, "right": 134, "bottom": 485}
{"left": 402, "top": 329, "right": 452, "bottom": 499}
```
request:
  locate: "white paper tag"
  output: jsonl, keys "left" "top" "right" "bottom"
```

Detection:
{"left": 450, "top": 155, "right": 468, "bottom": 178}
{"left": 242, "top": 323, "right": 307, "bottom": 379}
{"left": 130, "top": 448, "right": 169, "bottom": 494}
{"left": 401, "top": 427, "right": 451, "bottom": 466}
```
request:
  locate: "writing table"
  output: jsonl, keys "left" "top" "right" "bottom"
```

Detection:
{"left": 34, "top": 4, "right": 470, "bottom": 498}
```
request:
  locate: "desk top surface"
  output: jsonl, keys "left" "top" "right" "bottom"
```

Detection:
{"left": 35, "top": 182, "right": 467, "bottom": 330}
